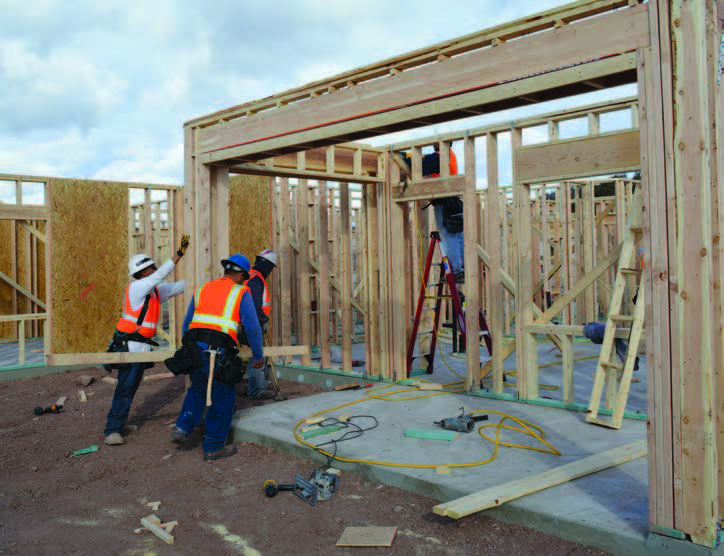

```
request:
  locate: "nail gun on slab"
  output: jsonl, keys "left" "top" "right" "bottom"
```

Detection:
{"left": 434, "top": 407, "right": 488, "bottom": 433}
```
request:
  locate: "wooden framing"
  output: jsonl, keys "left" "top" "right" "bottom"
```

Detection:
{"left": 173, "top": 0, "right": 722, "bottom": 547}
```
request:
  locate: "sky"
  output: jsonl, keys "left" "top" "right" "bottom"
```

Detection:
{"left": 0, "top": 0, "right": 636, "bottom": 195}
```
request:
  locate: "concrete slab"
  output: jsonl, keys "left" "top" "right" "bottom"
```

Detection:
{"left": 230, "top": 381, "right": 657, "bottom": 555}
{"left": 230, "top": 373, "right": 720, "bottom": 556}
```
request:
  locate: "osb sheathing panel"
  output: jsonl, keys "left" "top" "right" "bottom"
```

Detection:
{"left": 229, "top": 175, "right": 271, "bottom": 261}
{"left": 50, "top": 180, "right": 128, "bottom": 354}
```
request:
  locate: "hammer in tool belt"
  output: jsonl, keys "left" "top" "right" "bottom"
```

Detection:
{"left": 206, "top": 346, "right": 222, "bottom": 407}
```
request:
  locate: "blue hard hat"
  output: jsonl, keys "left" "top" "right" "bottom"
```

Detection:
{"left": 220, "top": 254, "right": 250, "bottom": 273}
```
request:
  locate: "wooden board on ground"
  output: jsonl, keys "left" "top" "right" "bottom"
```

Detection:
{"left": 336, "top": 526, "right": 397, "bottom": 547}
{"left": 433, "top": 440, "right": 646, "bottom": 519}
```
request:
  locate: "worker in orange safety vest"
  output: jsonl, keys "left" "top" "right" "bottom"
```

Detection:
{"left": 104, "top": 234, "right": 190, "bottom": 446}
{"left": 242, "top": 249, "right": 278, "bottom": 400}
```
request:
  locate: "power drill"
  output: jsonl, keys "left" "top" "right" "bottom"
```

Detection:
{"left": 34, "top": 404, "right": 62, "bottom": 416}
{"left": 434, "top": 407, "right": 488, "bottom": 433}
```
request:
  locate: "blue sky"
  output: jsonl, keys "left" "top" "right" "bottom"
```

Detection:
{"left": 0, "top": 0, "right": 635, "bottom": 190}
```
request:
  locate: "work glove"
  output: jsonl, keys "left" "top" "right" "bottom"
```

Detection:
{"left": 261, "top": 322, "right": 269, "bottom": 335}
{"left": 252, "top": 359, "right": 265, "bottom": 369}
{"left": 176, "top": 234, "right": 190, "bottom": 257}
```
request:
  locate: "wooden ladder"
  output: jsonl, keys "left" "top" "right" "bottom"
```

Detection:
{"left": 586, "top": 197, "right": 644, "bottom": 430}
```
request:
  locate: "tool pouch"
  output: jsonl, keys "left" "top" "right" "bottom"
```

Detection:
{"left": 214, "top": 350, "right": 246, "bottom": 384}
{"left": 103, "top": 333, "right": 132, "bottom": 373}
{"left": 165, "top": 334, "right": 204, "bottom": 376}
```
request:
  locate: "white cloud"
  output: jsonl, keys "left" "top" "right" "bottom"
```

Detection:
{"left": 0, "top": 0, "right": 634, "bottom": 185}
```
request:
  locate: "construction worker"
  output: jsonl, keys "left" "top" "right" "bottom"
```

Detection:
{"left": 171, "top": 254, "right": 263, "bottom": 461}
{"left": 243, "top": 249, "right": 278, "bottom": 400}
{"left": 104, "top": 234, "right": 190, "bottom": 446}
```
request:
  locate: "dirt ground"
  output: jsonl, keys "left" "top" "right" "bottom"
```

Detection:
{"left": 0, "top": 366, "right": 610, "bottom": 555}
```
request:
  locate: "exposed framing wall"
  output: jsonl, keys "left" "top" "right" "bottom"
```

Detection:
{"left": 185, "top": 0, "right": 721, "bottom": 546}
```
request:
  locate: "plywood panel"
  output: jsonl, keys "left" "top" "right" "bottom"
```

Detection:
{"left": 229, "top": 175, "right": 271, "bottom": 265}
{"left": 514, "top": 130, "right": 640, "bottom": 184}
{"left": 50, "top": 180, "right": 128, "bottom": 354}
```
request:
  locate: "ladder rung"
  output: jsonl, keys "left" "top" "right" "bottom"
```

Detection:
{"left": 620, "top": 268, "right": 640, "bottom": 275}
{"left": 610, "top": 315, "right": 634, "bottom": 322}
{"left": 418, "top": 331, "right": 434, "bottom": 336}
{"left": 412, "top": 353, "right": 432, "bottom": 359}
{"left": 426, "top": 295, "right": 452, "bottom": 299}
{"left": 422, "top": 307, "right": 436, "bottom": 312}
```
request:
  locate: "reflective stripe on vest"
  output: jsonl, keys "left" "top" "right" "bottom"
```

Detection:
{"left": 189, "top": 278, "right": 248, "bottom": 343}
{"left": 116, "top": 286, "right": 160, "bottom": 339}
{"left": 247, "top": 269, "right": 272, "bottom": 317}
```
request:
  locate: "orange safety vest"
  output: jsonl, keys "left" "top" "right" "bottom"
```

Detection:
{"left": 116, "top": 286, "right": 160, "bottom": 339}
{"left": 431, "top": 150, "right": 458, "bottom": 178}
{"left": 246, "top": 269, "right": 272, "bottom": 317}
{"left": 189, "top": 277, "right": 249, "bottom": 344}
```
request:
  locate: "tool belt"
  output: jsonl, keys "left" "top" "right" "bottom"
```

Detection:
{"left": 165, "top": 329, "right": 246, "bottom": 384}
{"left": 103, "top": 331, "right": 159, "bottom": 373}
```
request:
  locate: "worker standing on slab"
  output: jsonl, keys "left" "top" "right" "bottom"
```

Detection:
{"left": 242, "top": 249, "right": 278, "bottom": 400}
{"left": 104, "top": 235, "right": 190, "bottom": 446}
{"left": 170, "top": 254, "right": 263, "bottom": 461}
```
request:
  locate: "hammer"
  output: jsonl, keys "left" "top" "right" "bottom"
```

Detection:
{"left": 206, "top": 347, "right": 221, "bottom": 407}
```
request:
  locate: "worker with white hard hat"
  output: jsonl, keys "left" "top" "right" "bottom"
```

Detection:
{"left": 104, "top": 234, "right": 190, "bottom": 446}
{"left": 240, "top": 249, "right": 278, "bottom": 400}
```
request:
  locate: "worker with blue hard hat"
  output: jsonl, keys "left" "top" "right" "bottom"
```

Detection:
{"left": 168, "top": 253, "right": 263, "bottom": 461}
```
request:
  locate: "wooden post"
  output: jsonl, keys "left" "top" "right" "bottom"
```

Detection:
{"left": 340, "top": 179, "right": 353, "bottom": 371}
{"left": 297, "top": 154, "right": 313, "bottom": 366}
{"left": 209, "top": 166, "right": 229, "bottom": 273}
{"left": 318, "top": 160, "right": 332, "bottom": 369}
{"left": 388, "top": 151, "right": 407, "bottom": 380}
{"left": 464, "top": 136, "right": 481, "bottom": 392}
{"left": 513, "top": 128, "right": 538, "bottom": 400}
{"left": 278, "top": 177, "right": 293, "bottom": 361}
{"left": 668, "top": 0, "right": 719, "bottom": 545}
{"left": 486, "top": 133, "right": 505, "bottom": 395}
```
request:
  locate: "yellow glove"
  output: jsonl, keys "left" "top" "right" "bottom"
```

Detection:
{"left": 177, "top": 234, "right": 190, "bottom": 257}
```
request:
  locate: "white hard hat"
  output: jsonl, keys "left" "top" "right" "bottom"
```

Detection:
{"left": 129, "top": 254, "right": 156, "bottom": 276}
{"left": 257, "top": 249, "right": 278, "bottom": 267}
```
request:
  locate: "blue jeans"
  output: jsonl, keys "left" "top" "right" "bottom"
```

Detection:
{"left": 175, "top": 343, "right": 237, "bottom": 454}
{"left": 105, "top": 362, "right": 145, "bottom": 436}
{"left": 247, "top": 358, "right": 268, "bottom": 399}
{"left": 434, "top": 205, "right": 465, "bottom": 274}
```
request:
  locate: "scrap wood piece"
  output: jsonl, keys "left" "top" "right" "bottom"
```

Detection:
{"left": 160, "top": 520, "right": 178, "bottom": 533}
{"left": 335, "top": 382, "right": 361, "bottom": 391}
{"left": 336, "top": 526, "right": 397, "bottom": 547}
{"left": 77, "top": 390, "right": 87, "bottom": 403}
{"left": 144, "top": 372, "right": 175, "bottom": 382}
{"left": 146, "top": 501, "right": 161, "bottom": 511}
{"left": 102, "top": 376, "right": 118, "bottom": 386}
{"left": 55, "top": 396, "right": 67, "bottom": 407}
{"left": 417, "top": 382, "right": 443, "bottom": 391}
{"left": 140, "top": 514, "right": 174, "bottom": 545}
{"left": 433, "top": 440, "right": 646, "bottom": 519}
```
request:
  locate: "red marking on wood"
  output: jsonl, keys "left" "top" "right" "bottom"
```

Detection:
{"left": 79, "top": 284, "right": 96, "bottom": 300}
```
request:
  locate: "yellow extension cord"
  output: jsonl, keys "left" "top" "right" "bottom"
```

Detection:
{"left": 289, "top": 209, "right": 561, "bottom": 470}
{"left": 294, "top": 379, "right": 560, "bottom": 470}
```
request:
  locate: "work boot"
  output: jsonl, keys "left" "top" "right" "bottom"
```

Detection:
{"left": 203, "top": 444, "right": 238, "bottom": 461}
{"left": 171, "top": 428, "right": 190, "bottom": 445}
{"left": 258, "top": 390, "right": 276, "bottom": 400}
{"left": 104, "top": 433, "right": 125, "bottom": 446}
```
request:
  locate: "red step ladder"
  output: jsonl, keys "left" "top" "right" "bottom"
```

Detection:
{"left": 407, "top": 231, "right": 493, "bottom": 376}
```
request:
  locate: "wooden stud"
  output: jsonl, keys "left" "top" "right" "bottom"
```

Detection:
{"left": 464, "top": 136, "right": 481, "bottom": 392}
